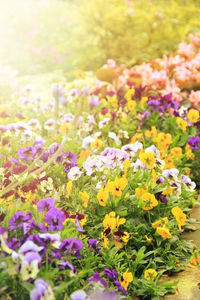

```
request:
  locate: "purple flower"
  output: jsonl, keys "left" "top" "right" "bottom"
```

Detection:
{"left": 141, "top": 111, "right": 150, "bottom": 125}
{"left": 18, "top": 241, "right": 44, "bottom": 255}
{"left": 23, "top": 219, "right": 38, "bottom": 235}
{"left": 156, "top": 176, "right": 164, "bottom": 184}
{"left": 7, "top": 237, "right": 20, "bottom": 250}
{"left": 44, "top": 207, "right": 66, "bottom": 231}
{"left": 44, "top": 119, "right": 56, "bottom": 130}
{"left": 18, "top": 146, "right": 34, "bottom": 161}
{"left": 52, "top": 84, "right": 66, "bottom": 101}
{"left": 103, "top": 268, "right": 118, "bottom": 280}
{"left": 58, "top": 261, "right": 76, "bottom": 273}
{"left": 88, "top": 271, "right": 107, "bottom": 287}
{"left": 70, "top": 290, "right": 87, "bottom": 300}
{"left": 188, "top": 136, "right": 200, "bottom": 150}
{"left": 88, "top": 239, "right": 101, "bottom": 255}
{"left": 148, "top": 93, "right": 179, "bottom": 113}
{"left": 30, "top": 279, "right": 55, "bottom": 300}
{"left": 88, "top": 96, "right": 100, "bottom": 109}
{"left": 160, "top": 195, "right": 168, "bottom": 203}
{"left": 59, "top": 238, "right": 83, "bottom": 258}
{"left": 114, "top": 280, "right": 128, "bottom": 295}
{"left": 37, "top": 198, "right": 55, "bottom": 213}
{"left": 9, "top": 212, "right": 33, "bottom": 230}
{"left": 55, "top": 151, "right": 77, "bottom": 172}
{"left": 89, "top": 288, "right": 119, "bottom": 300}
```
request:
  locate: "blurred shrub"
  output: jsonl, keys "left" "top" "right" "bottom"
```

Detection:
{"left": 67, "top": 0, "right": 200, "bottom": 70}
{"left": 0, "top": 0, "right": 200, "bottom": 76}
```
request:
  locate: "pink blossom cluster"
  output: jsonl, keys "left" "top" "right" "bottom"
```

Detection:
{"left": 96, "top": 33, "right": 200, "bottom": 107}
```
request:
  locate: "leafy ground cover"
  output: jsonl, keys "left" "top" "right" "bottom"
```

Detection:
{"left": 0, "top": 33, "right": 200, "bottom": 300}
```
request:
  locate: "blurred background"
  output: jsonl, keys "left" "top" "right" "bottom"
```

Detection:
{"left": 0, "top": 0, "right": 200, "bottom": 81}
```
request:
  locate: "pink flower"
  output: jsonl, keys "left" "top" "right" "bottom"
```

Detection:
{"left": 189, "top": 90, "right": 200, "bottom": 107}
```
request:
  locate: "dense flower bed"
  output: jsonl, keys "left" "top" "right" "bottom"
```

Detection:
{"left": 0, "top": 34, "right": 200, "bottom": 300}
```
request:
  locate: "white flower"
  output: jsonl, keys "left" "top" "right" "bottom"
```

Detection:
{"left": 145, "top": 145, "right": 160, "bottom": 158}
{"left": 68, "top": 167, "right": 83, "bottom": 181}
{"left": 82, "top": 136, "right": 95, "bottom": 149}
{"left": 99, "top": 117, "right": 110, "bottom": 129}
{"left": 108, "top": 132, "right": 120, "bottom": 146}
{"left": 122, "top": 142, "right": 143, "bottom": 157}
{"left": 40, "top": 178, "right": 53, "bottom": 192}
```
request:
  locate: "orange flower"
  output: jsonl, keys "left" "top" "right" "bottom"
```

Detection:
{"left": 156, "top": 226, "right": 172, "bottom": 239}
{"left": 170, "top": 147, "right": 182, "bottom": 158}
{"left": 80, "top": 150, "right": 91, "bottom": 160}
{"left": 172, "top": 206, "right": 186, "bottom": 231}
{"left": 190, "top": 253, "right": 200, "bottom": 266}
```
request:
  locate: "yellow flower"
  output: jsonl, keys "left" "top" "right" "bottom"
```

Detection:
{"left": 66, "top": 181, "right": 73, "bottom": 199}
{"left": 108, "top": 96, "right": 118, "bottom": 108}
{"left": 190, "top": 253, "right": 200, "bottom": 266}
{"left": 110, "top": 177, "right": 128, "bottom": 197}
{"left": 103, "top": 212, "right": 125, "bottom": 230}
{"left": 80, "top": 215, "right": 87, "bottom": 227}
{"left": 127, "top": 100, "right": 136, "bottom": 112}
{"left": 170, "top": 147, "right": 182, "bottom": 158}
{"left": 121, "top": 112, "right": 128, "bottom": 123}
{"left": 145, "top": 126, "right": 157, "bottom": 140}
{"left": 176, "top": 117, "right": 188, "bottom": 132}
{"left": 162, "top": 187, "right": 175, "bottom": 195}
{"left": 130, "top": 133, "right": 143, "bottom": 143}
{"left": 171, "top": 206, "right": 186, "bottom": 231}
{"left": 90, "top": 138, "right": 103, "bottom": 150}
{"left": 120, "top": 269, "right": 133, "bottom": 291}
{"left": 114, "top": 231, "right": 130, "bottom": 248}
{"left": 140, "top": 96, "right": 148, "bottom": 108}
{"left": 97, "top": 188, "right": 108, "bottom": 207}
{"left": 135, "top": 187, "right": 148, "bottom": 198}
{"left": 144, "top": 269, "right": 158, "bottom": 281}
{"left": 123, "top": 160, "right": 131, "bottom": 176}
{"left": 121, "top": 231, "right": 130, "bottom": 243}
{"left": 139, "top": 152, "right": 155, "bottom": 169}
{"left": 156, "top": 226, "right": 172, "bottom": 239}
{"left": 141, "top": 193, "right": 158, "bottom": 210}
{"left": 125, "top": 192, "right": 130, "bottom": 199}
{"left": 156, "top": 133, "right": 172, "bottom": 150}
{"left": 79, "top": 191, "right": 89, "bottom": 208}
{"left": 187, "top": 109, "right": 199, "bottom": 123}
{"left": 152, "top": 217, "right": 168, "bottom": 229}
{"left": 185, "top": 145, "right": 195, "bottom": 160}
{"left": 125, "top": 88, "right": 135, "bottom": 101}
{"left": 115, "top": 215, "right": 126, "bottom": 228}
{"left": 59, "top": 123, "right": 71, "bottom": 135}
{"left": 145, "top": 235, "right": 152, "bottom": 245}
{"left": 101, "top": 233, "right": 109, "bottom": 249}
{"left": 151, "top": 169, "right": 157, "bottom": 187}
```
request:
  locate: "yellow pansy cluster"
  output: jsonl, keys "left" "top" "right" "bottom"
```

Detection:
{"left": 102, "top": 212, "right": 130, "bottom": 249}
